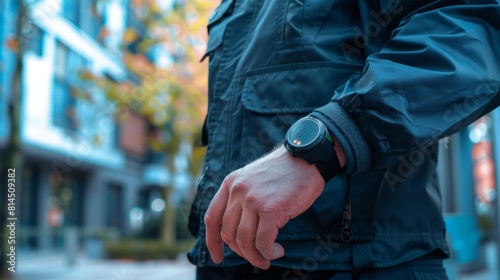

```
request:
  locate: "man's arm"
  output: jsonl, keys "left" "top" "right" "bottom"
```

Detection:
{"left": 312, "top": 0, "right": 500, "bottom": 174}
{"left": 205, "top": 0, "right": 500, "bottom": 269}
{"left": 205, "top": 146, "right": 327, "bottom": 269}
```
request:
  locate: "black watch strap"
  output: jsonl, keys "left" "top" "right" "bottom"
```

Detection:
{"left": 314, "top": 155, "right": 342, "bottom": 182}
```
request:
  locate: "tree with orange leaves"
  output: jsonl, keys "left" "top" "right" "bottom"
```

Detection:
{"left": 83, "top": 0, "right": 212, "bottom": 152}
{"left": 80, "top": 0, "right": 216, "bottom": 247}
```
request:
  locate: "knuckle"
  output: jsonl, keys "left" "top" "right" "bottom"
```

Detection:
{"left": 260, "top": 206, "right": 288, "bottom": 228}
{"left": 261, "top": 205, "right": 280, "bottom": 214}
{"left": 220, "top": 175, "right": 232, "bottom": 188}
{"left": 235, "top": 234, "right": 251, "bottom": 249}
{"left": 204, "top": 213, "right": 214, "bottom": 227}
{"left": 237, "top": 226, "right": 252, "bottom": 238}
{"left": 259, "top": 206, "right": 279, "bottom": 220}
{"left": 220, "top": 230, "right": 234, "bottom": 245}
{"left": 230, "top": 182, "right": 248, "bottom": 195}
{"left": 244, "top": 193, "right": 261, "bottom": 207}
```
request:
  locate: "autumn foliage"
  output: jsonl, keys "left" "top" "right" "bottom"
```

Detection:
{"left": 82, "top": 0, "right": 214, "bottom": 152}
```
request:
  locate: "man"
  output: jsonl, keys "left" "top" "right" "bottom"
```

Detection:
{"left": 187, "top": 0, "right": 500, "bottom": 279}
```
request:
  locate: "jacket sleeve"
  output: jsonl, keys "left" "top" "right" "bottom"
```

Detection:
{"left": 310, "top": 0, "right": 500, "bottom": 174}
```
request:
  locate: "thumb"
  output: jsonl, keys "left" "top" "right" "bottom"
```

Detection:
{"left": 271, "top": 243, "right": 285, "bottom": 259}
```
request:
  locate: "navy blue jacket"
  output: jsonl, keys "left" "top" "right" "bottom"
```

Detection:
{"left": 188, "top": 0, "right": 500, "bottom": 270}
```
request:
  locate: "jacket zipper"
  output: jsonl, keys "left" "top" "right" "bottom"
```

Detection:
{"left": 341, "top": 176, "right": 353, "bottom": 243}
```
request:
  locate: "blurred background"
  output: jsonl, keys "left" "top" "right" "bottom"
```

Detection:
{"left": 0, "top": 0, "right": 499, "bottom": 279}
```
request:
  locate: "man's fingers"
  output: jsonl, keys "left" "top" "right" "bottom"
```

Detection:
{"left": 220, "top": 201, "right": 243, "bottom": 257}
{"left": 205, "top": 181, "right": 231, "bottom": 263}
{"left": 235, "top": 205, "right": 270, "bottom": 269}
{"left": 205, "top": 214, "right": 224, "bottom": 263}
{"left": 206, "top": 171, "right": 288, "bottom": 268}
{"left": 255, "top": 210, "right": 285, "bottom": 260}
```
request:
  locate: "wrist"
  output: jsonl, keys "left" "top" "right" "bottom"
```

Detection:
{"left": 277, "top": 146, "right": 326, "bottom": 185}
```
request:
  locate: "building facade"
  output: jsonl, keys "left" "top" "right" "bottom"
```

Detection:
{"left": 0, "top": 0, "right": 170, "bottom": 253}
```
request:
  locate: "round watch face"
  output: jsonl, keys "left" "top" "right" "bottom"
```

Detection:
{"left": 286, "top": 118, "right": 321, "bottom": 148}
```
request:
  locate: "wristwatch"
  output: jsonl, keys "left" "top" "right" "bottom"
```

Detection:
{"left": 284, "top": 116, "right": 341, "bottom": 182}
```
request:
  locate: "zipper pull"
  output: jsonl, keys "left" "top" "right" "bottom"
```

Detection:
{"left": 341, "top": 204, "right": 353, "bottom": 243}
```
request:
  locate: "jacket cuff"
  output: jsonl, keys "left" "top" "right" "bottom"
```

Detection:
{"left": 310, "top": 102, "right": 372, "bottom": 175}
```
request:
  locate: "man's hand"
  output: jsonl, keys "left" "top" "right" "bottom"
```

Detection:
{"left": 204, "top": 146, "right": 326, "bottom": 270}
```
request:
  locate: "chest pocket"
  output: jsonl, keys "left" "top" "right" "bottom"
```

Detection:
{"left": 279, "top": 0, "right": 337, "bottom": 49}
{"left": 239, "top": 62, "right": 362, "bottom": 165}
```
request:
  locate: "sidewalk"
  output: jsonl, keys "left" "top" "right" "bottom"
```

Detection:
{"left": 457, "top": 265, "right": 500, "bottom": 280}
{"left": 459, "top": 271, "right": 490, "bottom": 280}
{"left": 12, "top": 252, "right": 495, "bottom": 280}
{"left": 14, "top": 252, "right": 196, "bottom": 280}
{"left": 445, "top": 259, "right": 495, "bottom": 280}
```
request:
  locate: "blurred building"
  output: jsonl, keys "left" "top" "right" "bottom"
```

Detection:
{"left": 0, "top": 0, "right": 172, "bottom": 253}
{"left": 438, "top": 109, "right": 500, "bottom": 277}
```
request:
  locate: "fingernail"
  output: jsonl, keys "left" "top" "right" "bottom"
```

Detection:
{"left": 273, "top": 243, "right": 285, "bottom": 258}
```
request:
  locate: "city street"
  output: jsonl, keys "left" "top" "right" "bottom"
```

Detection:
{"left": 14, "top": 252, "right": 196, "bottom": 280}
{"left": 11, "top": 252, "right": 493, "bottom": 280}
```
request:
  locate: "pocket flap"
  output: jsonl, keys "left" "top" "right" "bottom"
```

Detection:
{"left": 242, "top": 62, "right": 361, "bottom": 114}
{"left": 200, "top": 29, "right": 224, "bottom": 62}
{"left": 201, "top": 0, "right": 233, "bottom": 62}
{"left": 208, "top": 0, "right": 234, "bottom": 26}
